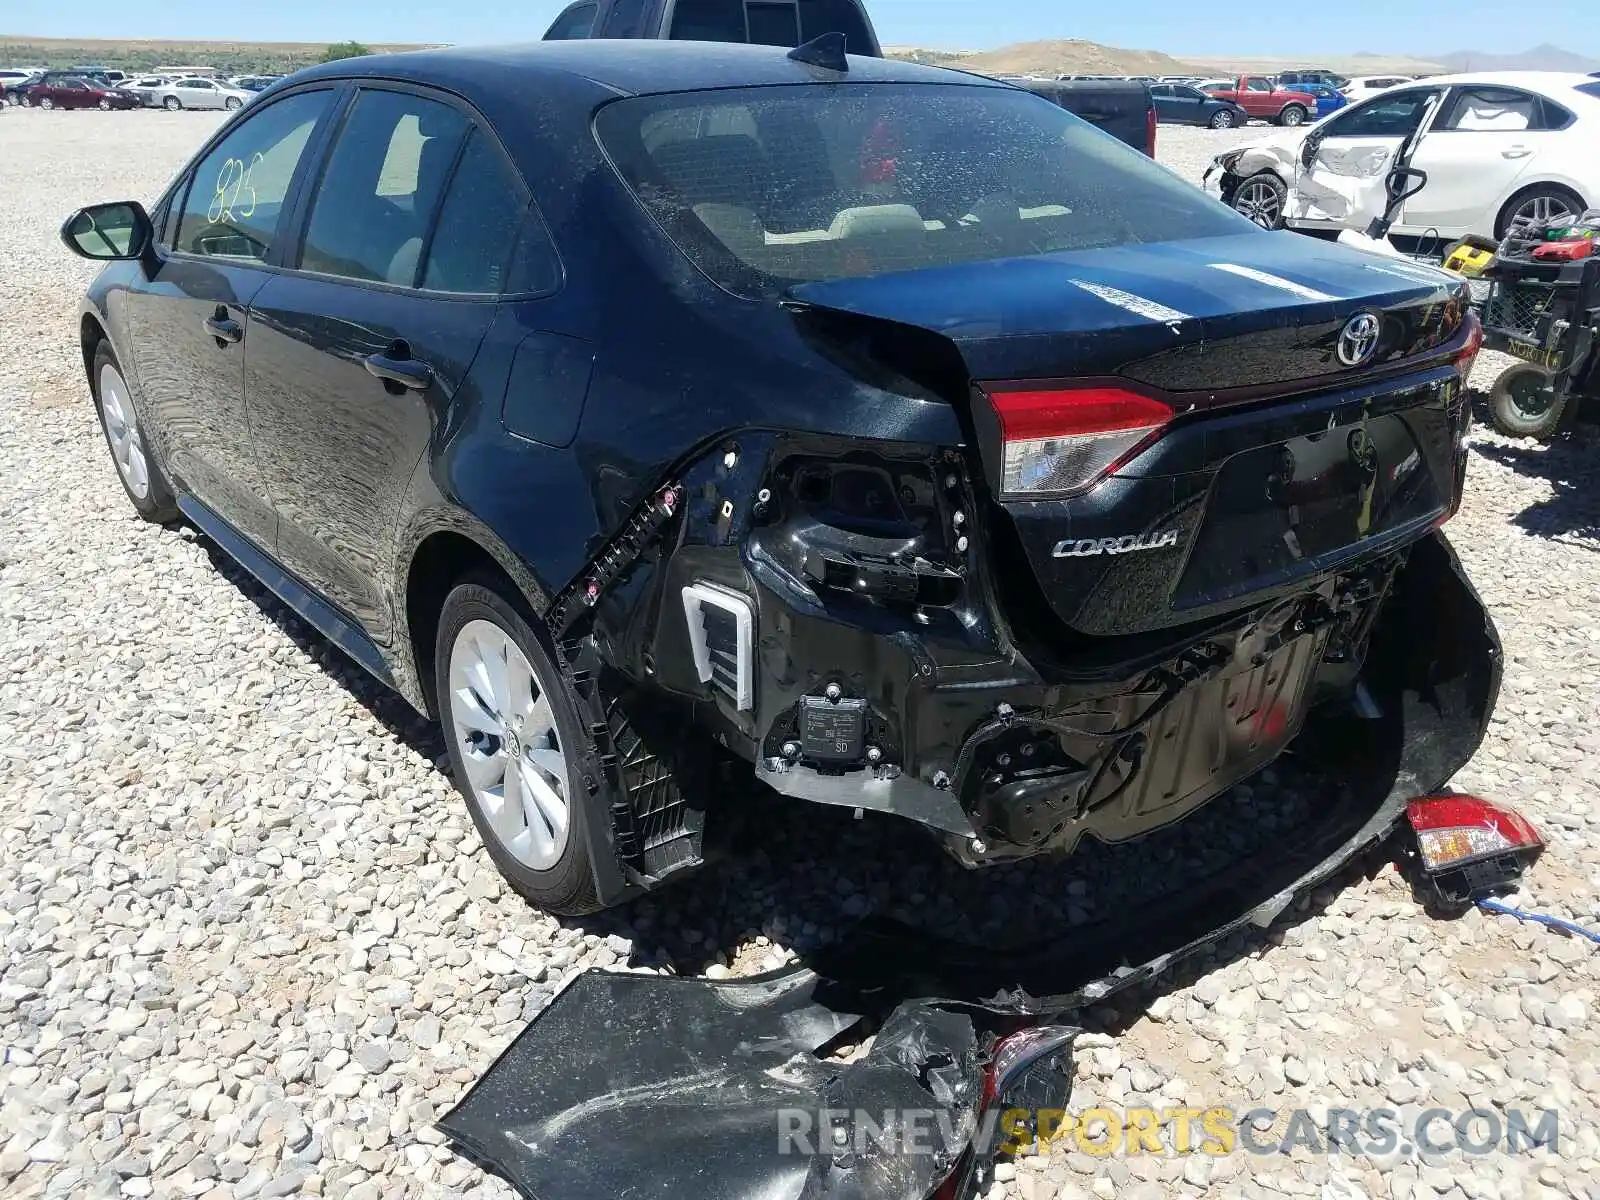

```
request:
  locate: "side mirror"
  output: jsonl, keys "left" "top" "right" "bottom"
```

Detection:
{"left": 60, "top": 201, "right": 153, "bottom": 261}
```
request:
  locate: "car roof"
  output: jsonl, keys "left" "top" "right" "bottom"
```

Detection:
{"left": 1395, "top": 70, "right": 1596, "bottom": 91}
{"left": 290, "top": 38, "right": 1006, "bottom": 102}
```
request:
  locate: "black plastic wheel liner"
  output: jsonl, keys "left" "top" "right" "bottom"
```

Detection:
{"left": 438, "top": 532, "right": 1500, "bottom": 1200}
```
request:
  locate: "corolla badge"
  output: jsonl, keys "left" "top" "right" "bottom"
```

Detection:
{"left": 1053, "top": 530, "right": 1181, "bottom": 559}
{"left": 1336, "top": 312, "right": 1382, "bottom": 367}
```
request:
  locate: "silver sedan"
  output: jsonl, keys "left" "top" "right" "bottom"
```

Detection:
{"left": 151, "top": 77, "right": 251, "bottom": 111}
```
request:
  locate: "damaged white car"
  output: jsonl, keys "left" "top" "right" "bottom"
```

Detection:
{"left": 1205, "top": 72, "right": 1600, "bottom": 240}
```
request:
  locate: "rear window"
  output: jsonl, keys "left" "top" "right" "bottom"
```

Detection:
{"left": 595, "top": 82, "right": 1246, "bottom": 300}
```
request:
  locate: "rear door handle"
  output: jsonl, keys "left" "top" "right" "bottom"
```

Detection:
{"left": 364, "top": 348, "right": 434, "bottom": 391}
{"left": 1502, "top": 147, "right": 1532, "bottom": 159}
{"left": 203, "top": 311, "right": 242, "bottom": 344}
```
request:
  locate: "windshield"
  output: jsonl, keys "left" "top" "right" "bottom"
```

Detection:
{"left": 596, "top": 82, "right": 1250, "bottom": 299}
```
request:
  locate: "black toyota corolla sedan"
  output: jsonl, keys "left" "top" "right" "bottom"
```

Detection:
{"left": 65, "top": 38, "right": 1500, "bottom": 915}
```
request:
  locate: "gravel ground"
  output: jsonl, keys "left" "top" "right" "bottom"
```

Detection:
{"left": 2, "top": 111, "right": 1599, "bottom": 1200}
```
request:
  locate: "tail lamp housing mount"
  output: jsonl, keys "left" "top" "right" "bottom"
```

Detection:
{"left": 1404, "top": 792, "right": 1544, "bottom": 908}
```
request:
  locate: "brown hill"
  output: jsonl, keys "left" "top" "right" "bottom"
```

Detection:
{"left": 0, "top": 35, "right": 430, "bottom": 75}
{"left": 888, "top": 39, "right": 1203, "bottom": 77}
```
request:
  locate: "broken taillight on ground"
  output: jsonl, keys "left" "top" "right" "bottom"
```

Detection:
{"left": 1404, "top": 792, "right": 1544, "bottom": 907}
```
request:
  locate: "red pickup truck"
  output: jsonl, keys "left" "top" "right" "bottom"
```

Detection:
{"left": 1200, "top": 76, "right": 1316, "bottom": 126}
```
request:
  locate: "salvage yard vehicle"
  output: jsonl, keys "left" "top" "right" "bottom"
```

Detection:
{"left": 16, "top": 72, "right": 142, "bottom": 110}
{"left": 149, "top": 76, "right": 252, "bottom": 110}
{"left": 64, "top": 38, "right": 1499, "bottom": 916}
{"left": 1002, "top": 76, "right": 1157, "bottom": 153}
{"left": 1201, "top": 74, "right": 1316, "bottom": 125}
{"left": 1294, "top": 80, "right": 1348, "bottom": 119}
{"left": 543, "top": 0, "right": 881, "bottom": 52}
{"left": 1341, "top": 74, "right": 1411, "bottom": 98}
{"left": 1206, "top": 73, "right": 1600, "bottom": 240}
{"left": 1149, "top": 81, "right": 1249, "bottom": 128}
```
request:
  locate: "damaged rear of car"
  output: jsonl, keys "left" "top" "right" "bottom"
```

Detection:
{"left": 556, "top": 66, "right": 1497, "bottom": 900}
{"left": 76, "top": 43, "right": 1495, "bottom": 917}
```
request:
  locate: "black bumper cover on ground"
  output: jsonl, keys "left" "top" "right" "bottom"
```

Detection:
{"left": 443, "top": 532, "right": 1500, "bottom": 1200}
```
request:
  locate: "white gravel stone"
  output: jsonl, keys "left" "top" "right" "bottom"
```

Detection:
{"left": 2, "top": 113, "right": 1599, "bottom": 1200}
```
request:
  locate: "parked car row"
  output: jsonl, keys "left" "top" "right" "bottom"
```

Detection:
{"left": 2, "top": 68, "right": 279, "bottom": 109}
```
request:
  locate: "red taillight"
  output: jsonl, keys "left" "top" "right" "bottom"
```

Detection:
{"left": 982, "top": 383, "right": 1173, "bottom": 497}
{"left": 1406, "top": 793, "right": 1543, "bottom": 870}
{"left": 1454, "top": 309, "right": 1484, "bottom": 382}
{"left": 1146, "top": 106, "right": 1157, "bottom": 157}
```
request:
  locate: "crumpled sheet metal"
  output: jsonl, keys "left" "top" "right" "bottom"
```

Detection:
{"left": 1234, "top": 142, "right": 1395, "bottom": 228}
{"left": 438, "top": 966, "right": 1076, "bottom": 1200}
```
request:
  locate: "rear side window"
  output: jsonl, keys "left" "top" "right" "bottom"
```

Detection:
{"left": 670, "top": 0, "right": 748, "bottom": 41}
{"left": 175, "top": 89, "right": 332, "bottom": 262}
{"left": 1579, "top": 82, "right": 1600, "bottom": 101}
{"left": 299, "top": 90, "right": 468, "bottom": 286}
{"left": 544, "top": 2, "right": 598, "bottom": 39}
{"left": 798, "top": 0, "right": 872, "bottom": 52}
{"left": 596, "top": 82, "right": 1246, "bottom": 300}
{"left": 1436, "top": 87, "right": 1558, "bottom": 132}
{"left": 420, "top": 129, "right": 551, "bottom": 294}
{"left": 747, "top": 1, "right": 800, "bottom": 46}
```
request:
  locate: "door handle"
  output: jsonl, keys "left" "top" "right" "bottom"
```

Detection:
{"left": 364, "top": 347, "right": 434, "bottom": 391}
{"left": 203, "top": 309, "right": 242, "bottom": 344}
{"left": 1501, "top": 147, "right": 1532, "bottom": 159}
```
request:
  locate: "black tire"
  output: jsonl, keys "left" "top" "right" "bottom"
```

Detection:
{"left": 434, "top": 577, "right": 603, "bottom": 915}
{"left": 1209, "top": 107, "right": 1236, "bottom": 129}
{"left": 98, "top": 98, "right": 110, "bottom": 111}
{"left": 1489, "top": 363, "right": 1566, "bottom": 440}
{"left": 1277, "top": 104, "right": 1308, "bottom": 127}
{"left": 1231, "top": 171, "right": 1289, "bottom": 230}
{"left": 163, "top": 96, "right": 180, "bottom": 111}
{"left": 91, "top": 341, "right": 179, "bottom": 522}
{"left": 225, "top": 96, "right": 242, "bottom": 110}
{"left": 39, "top": 96, "right": 53, "bottom": 110}
{"left": 1495, "top": 184, "right": 1586, "bottom": 239}
{"left": 20, "top": 94, "right": 33, "bottom": 107}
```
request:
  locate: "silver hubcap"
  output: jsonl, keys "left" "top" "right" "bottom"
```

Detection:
{"left": 1283, "top": 108, "right": 1303, "bottom": 125}
{"left": 1236, "top": 179, "right": 1282, "bottom": 228}
{"left": 447, "top": 620, "right": 571, "bottom": 870}
{"left": 1514, "top": 194, "right": 1576, "bottom": 228}
{"left": 99, "top": 363, "right": 150, "bottom": 501}
{"left": 1214, "top": 112, "right": 1233, "bottom": 127}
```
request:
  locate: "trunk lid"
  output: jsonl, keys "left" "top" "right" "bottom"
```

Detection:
{"left": 788, "top": 232, "right": 1476, "bottom": 640}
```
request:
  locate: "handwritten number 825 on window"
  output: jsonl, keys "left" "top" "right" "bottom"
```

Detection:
{"left": 207, "top": 153, "right": 265, "bottom": 224}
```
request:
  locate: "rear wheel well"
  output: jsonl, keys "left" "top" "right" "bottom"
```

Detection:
{"left": 405, "top": 532, "right": 526, "bottom": 716}
{"left": 1495, "top": 182, "right": 1586, "bottom": 239}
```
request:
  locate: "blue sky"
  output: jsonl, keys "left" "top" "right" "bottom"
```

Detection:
{"left": 6, "top": 0, "right": 1597, "bottom": 58}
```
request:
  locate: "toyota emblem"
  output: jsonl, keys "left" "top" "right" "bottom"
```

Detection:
{"left": 1337, "top": 312, "right": 1382, "bottom": 367}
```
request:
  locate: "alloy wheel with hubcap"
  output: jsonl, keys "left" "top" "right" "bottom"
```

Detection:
{"left": 1508, "top": 192, "right": 1579, "bottom": 232}
{"left": 447, "top": 619, "right": 572, "bottom": 871}
{"left": 98, "top": 362, "right": 151, "bottom": 501}
{"left": 1234, "top": 176, "right": 1285, "bottom": 228}
{"left": 40, "top": 96, "right": 53, "bottom": 110}
{"left": 1210, "top": 109, "right": 1235, "bottom": 128}
{"left": 1279, "top": 105, "right": 1306, "bottom": 126}
{"left": 91, "top": 344, "right": 177, "bottom": 522}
